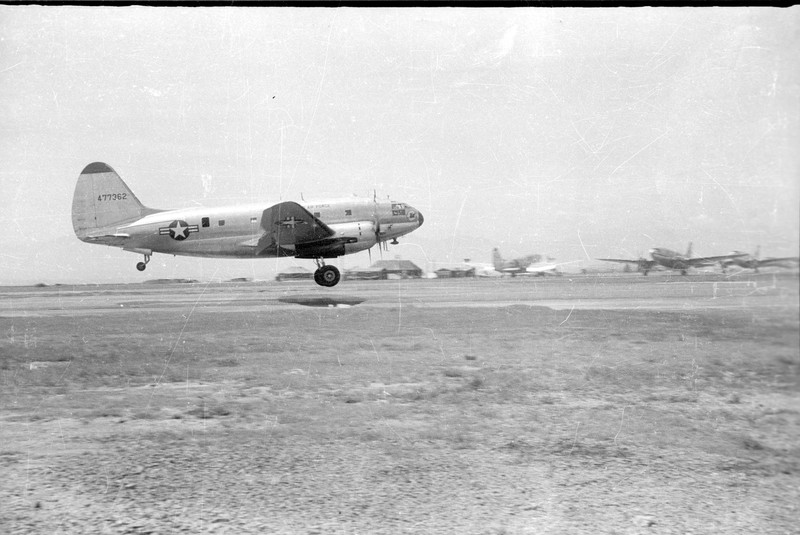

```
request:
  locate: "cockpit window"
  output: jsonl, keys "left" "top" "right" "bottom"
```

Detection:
{"left": 392, "top": 203, "right": 406, "bottom": 216}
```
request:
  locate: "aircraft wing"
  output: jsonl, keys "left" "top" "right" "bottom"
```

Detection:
{"left": 243, "top": 201, "right": 337, "bottom": 255}
{"left": 597, "top": 258, "right": 656, "bottom": 266}
{"left": 261, "top": 202, "right": 334, "bottom": 244}
{"left": 598, "top": 258, "right": 640, "bottom": 264}
{"left": 526, "top": 264, "right": 559, "bottom": 273}
{"left": 686, "top": 252, "right": 748, "bottom": 266}
{"left": 525, "top": 260, "right": 581, "bottom": 274}
{"left": 759, "top": 257, "right": 799, "bottom": 266}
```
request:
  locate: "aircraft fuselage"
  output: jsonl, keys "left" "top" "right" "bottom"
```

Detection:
{"left": 110, "top": 198, "right": 422, "bottom": 259}
{"left": 649, "top": 248, "right": 691, "bottom": 271}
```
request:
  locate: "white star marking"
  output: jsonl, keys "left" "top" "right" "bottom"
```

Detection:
{"left": 171, "top": 221, "right": 188, "bottom": 238}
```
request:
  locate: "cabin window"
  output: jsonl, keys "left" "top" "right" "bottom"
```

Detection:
{"left": 218, "top": 220, "right": 225, "bottom": 226}
{"left": 345, "top": 209, "right": 352, "bottom": 216}
{"left": 250, "top": 217, "right": 258, "bottom": 223}
{"left": 313, "top": 212, "right": 320, "bottom": 218}
{"left": 201, "top": 217, "right": 210, "bottom": 228}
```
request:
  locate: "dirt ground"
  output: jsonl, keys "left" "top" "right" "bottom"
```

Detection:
{"left": 1, "top": 274, "right": 798, "bottom": 534}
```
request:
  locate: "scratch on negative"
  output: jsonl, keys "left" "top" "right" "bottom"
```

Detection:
{"left": 610, "top": 129, "right": 669, "bottom": 177}
{"left": 449, "top": 187, "right": 471, "bottom": 257}
{"left": 559, "top": 305, "right": 575, "bottom": 326}
{"left": 148, "top": 272, "right": 217, "bottom": 406}
{"left": 614, "top": 405, "right": 630, "bottom": 446}
{"left": 568, "top": 422, "right": 580, "bottom": 455}
{"left": 577, "top": 231, "right": 591, "bottom": 260}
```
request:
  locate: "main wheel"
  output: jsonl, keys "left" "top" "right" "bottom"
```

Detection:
{"left": 315, "top": 265, "right": 341, "bottom": 287}
{"left": 136, "top": 262, "right": 147, "bottom": 272}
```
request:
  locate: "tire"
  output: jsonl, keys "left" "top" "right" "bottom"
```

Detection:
{"left": 317, "top": 265, "right": 341, "bottom": 287}
{"left": 136, "top": 262, "right": 147, "bottom": 272}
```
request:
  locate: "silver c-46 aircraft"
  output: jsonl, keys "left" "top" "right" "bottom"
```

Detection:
{"left": 598, "top": 243, "right": 746, "bottom": 276}
{"left": 72, "top": 162, "right": 424, "bottom": 287}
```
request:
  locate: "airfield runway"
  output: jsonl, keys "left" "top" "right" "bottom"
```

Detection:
{"left": 2, "top": 271, "right": 798, "bottom": 315}
{"left": 1, "top": 273, "right": 798, "bottom": 533}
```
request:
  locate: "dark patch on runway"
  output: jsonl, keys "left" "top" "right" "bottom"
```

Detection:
{"left": 278, "top": 295, "right": 365, "bottom": 307}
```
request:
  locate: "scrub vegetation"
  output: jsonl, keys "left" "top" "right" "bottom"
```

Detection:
{"left": 1, "top": 277, "right": 798, "bottom": 533}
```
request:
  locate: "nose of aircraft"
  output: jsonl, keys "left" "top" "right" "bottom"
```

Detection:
{"left": 417, "top": 210, "right": 424, "bottom": 227}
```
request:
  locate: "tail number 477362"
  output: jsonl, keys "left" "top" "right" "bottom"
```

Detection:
{"left": 98, "top": 193, "right": 128, "bottom": 201}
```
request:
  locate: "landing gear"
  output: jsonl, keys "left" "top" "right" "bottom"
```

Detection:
{"left": 136, "top": 254, "right": 151, "bottom": 272}
{"left": 313, "top": 259, "right": 340, "bottom": 287}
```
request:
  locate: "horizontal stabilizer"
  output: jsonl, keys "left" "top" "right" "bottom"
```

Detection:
{"left": 82, "top": 233, "right": 131, "bottom": 247}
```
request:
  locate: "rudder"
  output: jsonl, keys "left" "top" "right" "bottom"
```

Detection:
{"left": 492, "top": 248, "right": 503, "bottom": 271}
{"left": 72, "top": 162, "right": 152, "bottom": 237}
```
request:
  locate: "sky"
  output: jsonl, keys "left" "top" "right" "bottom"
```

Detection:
{"left": 1, "top": 6, "right": 798, "bottom": 284}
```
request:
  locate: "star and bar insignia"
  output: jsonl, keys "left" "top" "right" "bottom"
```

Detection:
{"left": 277, "top": 216, "right": 306, "bottom": 229}
{"left": 159, "top": 220, "right": 199, "bottom": 241}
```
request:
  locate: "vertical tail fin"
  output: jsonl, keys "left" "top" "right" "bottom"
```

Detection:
{"left": 754, "top": 245, "right": 760, "bottom": 260}
{"left": 72, "top": 162, "right": 155, "bottom": 237}
{"left": 686, "top": 242, "right": 693, "bottom": 258}
{"left": 492, "top": 248, "right": 503, "bottom": 271}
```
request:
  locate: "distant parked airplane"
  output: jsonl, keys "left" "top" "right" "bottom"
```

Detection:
{"left": 598, "top": 243, "right": 746, "bottom": 276}
{"left": 72, "top": 162, "right": 424, "bottom": 287}
{"left": 492, "top": 248, "right": 569, "bottom": 276}
{"left": 720, "top": 246, "right": 799, "bottom": 272}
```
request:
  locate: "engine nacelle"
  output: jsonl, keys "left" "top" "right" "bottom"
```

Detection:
{"left": 327, "top": 221, "right": 378, "bottom": 247}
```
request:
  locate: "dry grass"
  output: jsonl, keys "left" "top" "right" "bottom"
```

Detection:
{"left": 0, "top": 278, "right": 798, "bottom": 533}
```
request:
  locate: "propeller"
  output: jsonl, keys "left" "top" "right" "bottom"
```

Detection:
{"left": 367, "top": 190, "right": 382, "bottom": 265}
{"left": 372, "top": 190, "right": 387, "bottom": 258}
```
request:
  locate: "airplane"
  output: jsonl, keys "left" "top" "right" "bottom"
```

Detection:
{"left": 720, "top": 246, "right": 799, "bottom": 273}
{"left": 492, "top": 248, "right": 568, "bottom": 276}
{"left": 71, "top": 162, "right": 424, "bottom": 287}
{"left": 598, "top": 243, "right": 747, "bottom": 276}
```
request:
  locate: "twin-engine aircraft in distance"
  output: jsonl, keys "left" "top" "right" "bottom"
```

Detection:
{"left": 720, "top": 246, "right": 799, "bottom": 273}
{"left": 492, "top": 248, "right": 543, "bottom": 275}
{"left": 598, "top": 243, "right": 747, "bottom": 276}
{"left": 72, "top": 162, "right": 424, "bottom": 287}
{"left": 492, "top": 248, "right": 570, "bottom": 276}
